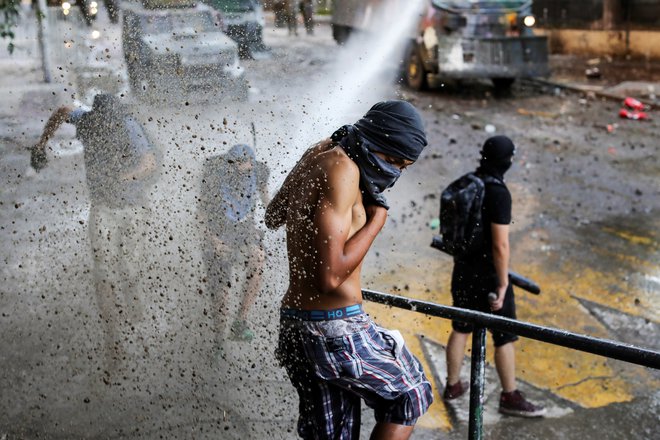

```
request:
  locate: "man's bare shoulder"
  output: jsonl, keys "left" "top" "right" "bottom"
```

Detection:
{"left": 315, "top": 146, "right": 359, "bottom": 182}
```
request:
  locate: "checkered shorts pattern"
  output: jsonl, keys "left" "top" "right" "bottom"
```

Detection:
{"left": 277, "top": 312, "right": 433, "bottom": 439}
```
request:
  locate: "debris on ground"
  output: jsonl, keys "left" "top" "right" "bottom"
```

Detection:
{"left": 585, "top": 67, "right": 602, "bottom": 79}
{"left": 618, "top": 96, "right": 651, "bottom": 120}
{"left": 623, "top": 97, "right": 645, "bottom": 111}
{"left": 619, "top": 108, "right": 649, "bottom": 120}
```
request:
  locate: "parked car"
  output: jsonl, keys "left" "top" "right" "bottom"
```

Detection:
{"left": 203, "top": 0, "right": 269, "bottom": 59}
{"left": 122, "top": 1, "right": 248, "bottom": 102}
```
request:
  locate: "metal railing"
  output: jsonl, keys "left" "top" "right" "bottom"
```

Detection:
{"left": 362, "top": 288, "right": 660, "bottom": 440}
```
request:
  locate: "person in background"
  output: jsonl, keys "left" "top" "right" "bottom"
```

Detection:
{"left": 443, "top": 135, "right": 546, "bottom": 418}
{"left": 198, "top": 144, "right": 270, "bottom": 345}
{"left": 31, "top": 94, "right": 158, "bottom": 371}
{"left": 285, "top": 0, "right": 298, "bottom": 36}
{"left": 299, "top": 0, "right": 314, "bottom": 35}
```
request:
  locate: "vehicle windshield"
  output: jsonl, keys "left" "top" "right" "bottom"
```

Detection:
{"left": 140, "top": 15, "right": 172, "bottom": 34}
{"left": 175, "top": 12, "right": 218, "bottom": 33}
{"left": 432, "top": 0, "right": 528, "bottom": 11}
{"left": 203, "top": 0, "right": 256, "bottom": 13}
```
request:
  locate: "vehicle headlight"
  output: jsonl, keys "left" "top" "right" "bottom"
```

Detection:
{"left": 90, "top": 1, "right": 98, "bottom": 15}
{"left": 523, "top": 15, "right": 536, "bottom": 27}
{"left": 91, "top": 30, "right": 101, "bottom": 39}
{"left": 61, "top": 1, "right": 71, "bottom": 14}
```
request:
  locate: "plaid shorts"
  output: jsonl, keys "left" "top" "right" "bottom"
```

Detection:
{"left": 277, "top": 310, "right": 433, "bottom": 439}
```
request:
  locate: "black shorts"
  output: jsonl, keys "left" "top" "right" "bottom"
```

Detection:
{"left": 450, "top": 260, "right": 518, "bottom": 347}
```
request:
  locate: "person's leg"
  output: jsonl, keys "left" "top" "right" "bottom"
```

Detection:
{"left": 492, "top": 284, "right": 518, "bottom": 393}
{"left": 370, "top": 422, "right": 414, "bottom": 440}
{"left": 230, "top": 243, "right": 264, "bottom": 341}
{"left": 446, "top": 330, "right": 469, "bottom": 386}
{"left": 358, "top": 321, "right": 433, "bottom": 436}
{"left": 279, "top": 318, "right": 362, "bottom": 439}
{"left": 89, "top": 205, "right": 125, "bottom": 370}
{"left": 119, "top": 206, "right": 146, "bottom": 324}
{"left": 205, "top": 245, "right": 231, "bottom": 347}
{"left": 236, "top": 243, "right": 264, "bottom": 321}
{"left": 497, "top": 340, "right": 545, "bottom": 417}
{"left": 494, "top": 341, "right": 516, "bottom": 393}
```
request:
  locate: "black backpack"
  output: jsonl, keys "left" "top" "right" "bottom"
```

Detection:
{"left": 439, "top": 172, "right": 502, "bottom": 257}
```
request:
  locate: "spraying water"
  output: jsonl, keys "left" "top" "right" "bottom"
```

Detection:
{"left": 287, "top": 0, "right": 426, "bottom": 165}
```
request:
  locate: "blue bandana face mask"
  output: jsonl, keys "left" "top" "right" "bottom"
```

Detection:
{"left": 364, "top": 150, "right": 402, "bottom": 194}
{"left": 333, "top": 125, "right": 403, "bottom": 209}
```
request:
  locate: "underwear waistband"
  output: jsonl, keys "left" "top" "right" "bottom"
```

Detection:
{"left": 280, "top": 304, "right": 364, "bottom": 321}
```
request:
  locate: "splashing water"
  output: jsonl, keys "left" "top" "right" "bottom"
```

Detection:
{"left": 290, "top": 0, "right": 425, "bottom": 161}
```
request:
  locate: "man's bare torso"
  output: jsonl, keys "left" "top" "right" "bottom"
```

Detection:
{"left": 275, "top": 140, "right": 367, "bottom": 310}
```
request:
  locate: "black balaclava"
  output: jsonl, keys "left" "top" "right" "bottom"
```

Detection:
{"left": 476, "top": 135, "right": 516, "bottom": 181}
{"left": 331, "top": 100, "right": 427, "bottom": 208}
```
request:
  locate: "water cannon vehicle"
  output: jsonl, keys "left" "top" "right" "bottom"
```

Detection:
{"left": 332, "top": 0, "right": 550, "bottom": 90}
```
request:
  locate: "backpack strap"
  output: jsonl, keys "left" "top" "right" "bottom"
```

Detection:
{"left": 476, "top": 173, "right": 504, "bottom": 186}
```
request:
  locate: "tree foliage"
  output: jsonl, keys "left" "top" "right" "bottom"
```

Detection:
{"left": 1, "top": 0, "right": 21, "bottom": 54}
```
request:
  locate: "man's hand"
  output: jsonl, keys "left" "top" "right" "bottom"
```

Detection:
{"left": 30, "top": 146, "right": 48, "bottom": 171}
{"left": 364, "top": 204, "right": 387, "bottom": 228}
{"left": 490, "top": 284, "right": 507, "bottom": 311}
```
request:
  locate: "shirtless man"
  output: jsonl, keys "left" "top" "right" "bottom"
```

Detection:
{"left": 266, "top": 101, "right": 433, "bottom": 440}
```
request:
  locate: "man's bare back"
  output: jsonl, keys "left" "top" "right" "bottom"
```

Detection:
{"left": 266, "top": 139, "right": 387, "bottom": 311}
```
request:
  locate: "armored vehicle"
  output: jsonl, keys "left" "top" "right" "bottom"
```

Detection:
{"left": 332, "top": 0, "right": 550, "bottom": 90}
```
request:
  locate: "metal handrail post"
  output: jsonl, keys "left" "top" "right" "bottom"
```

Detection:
{"left": 468, "top": 326, "right": 487, "bottom": 440}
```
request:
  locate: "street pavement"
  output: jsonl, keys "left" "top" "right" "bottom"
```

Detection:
{"left": 1, "top": 5, "right": 658, "bottom": 439}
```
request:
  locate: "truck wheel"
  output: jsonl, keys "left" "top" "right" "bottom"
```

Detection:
{"left": 406, "top": 46, "right": 426, "bottom": 91}
{"left": 492, "top": 78, "right": 515, "bottom": 91}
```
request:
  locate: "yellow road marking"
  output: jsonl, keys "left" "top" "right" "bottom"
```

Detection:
{"left": 601, "top": 226, "right": 657, "bottom": 248}
{"left": 364, "top": 243, "right": 658, "bottom": 424}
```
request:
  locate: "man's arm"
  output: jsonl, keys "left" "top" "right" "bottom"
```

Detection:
{"left": 313, "top": 159, "right": 387, "bottom": 293}
{"left": 264, "top": 179, "right": 288, "bottom": 229}
{"left": 490, "top": 223, "right": 510, "bottom": 311}
{"left": 30, "top": 106, "right": 73, "bottom": 171}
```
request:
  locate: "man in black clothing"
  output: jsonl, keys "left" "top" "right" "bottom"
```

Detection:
{"left": 443, "top": 136, "right": 546, "bottom": 418}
